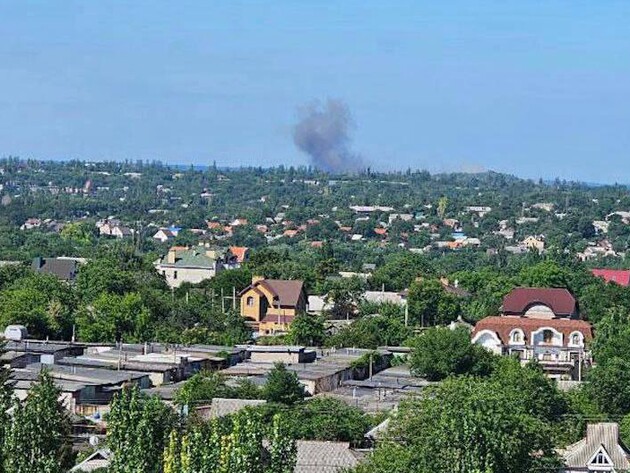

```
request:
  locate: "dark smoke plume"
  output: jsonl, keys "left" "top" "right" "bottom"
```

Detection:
{"left": 293, "top": 99, "right": 364, "bottom": 173}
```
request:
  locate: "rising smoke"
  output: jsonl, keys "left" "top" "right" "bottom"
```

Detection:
{"left": 292, "top": 99, "right": 364, "bottom": 174}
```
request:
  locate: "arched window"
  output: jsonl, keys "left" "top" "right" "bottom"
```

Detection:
{"left": 510, "top": 329, "right": 524, "bottom": 344}
{"left": 569, "top": 331, "right": 583, "bottom": 347}
{"left": 246, "top": 296, "right": 255, "bottom": 307}
{"left": 542, "top": 329, "right": 553, "bottom": 344}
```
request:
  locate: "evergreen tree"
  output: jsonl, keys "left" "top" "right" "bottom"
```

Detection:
{"left": 263, "top": 363, "right": 305, "bottom": 405}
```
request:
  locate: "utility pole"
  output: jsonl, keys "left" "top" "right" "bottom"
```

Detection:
{"left": 369, "top": 352, "right": 373, "bottom": 380}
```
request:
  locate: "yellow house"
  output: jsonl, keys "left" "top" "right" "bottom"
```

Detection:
{"left": 522, "top": 235, "right": 545, "bottom": 252}
{"left": 240, "top": 277, "right": 307, "bottom": 334}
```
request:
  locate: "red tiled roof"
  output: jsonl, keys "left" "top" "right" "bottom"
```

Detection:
{"left": 502, "top": 288, "right": 576, "bottom": 316}
{"left": 374, "top": 228, "right": 387, "bottom": 236}
{"left": 591, "top": 269, "right": 630, "bottom": 287}
{"left": 229, "top": 246, "right": 249, "bottom": 263}
{"left": 473, "top": 316, "right": 593, "bottom": 347}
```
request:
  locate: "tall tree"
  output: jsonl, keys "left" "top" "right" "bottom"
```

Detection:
{"left": 108, "top": 385, "right": 175, "bottom": 473}
{"left": 4, "top": 371, "right": 71, "bottom": 473}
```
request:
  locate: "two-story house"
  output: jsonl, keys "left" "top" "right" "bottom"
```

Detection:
{"left": 239, "top": 277, "right": 307, "bottom": 334}
{"left": 154, "top": 247, "right": 224, "bottom": 288}
{"left": 472, "top": 287, "right": 593, "bottom": 380}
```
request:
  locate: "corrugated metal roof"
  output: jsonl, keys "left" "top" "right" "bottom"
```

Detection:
{"left": 562, "top": 423, "right": 630, "bottom": 468}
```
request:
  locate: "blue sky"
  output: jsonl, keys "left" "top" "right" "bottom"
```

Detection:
{"left": 1, "top": 1, "right": 629, "bottom": 182}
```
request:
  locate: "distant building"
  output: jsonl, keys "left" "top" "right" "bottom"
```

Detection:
{"left": 154, "top": 247, "right": 224, "bottom": 288}
{"left": 591, "top": 269, "right": 630, "bottom": 286}
{"left": 32, "top": 257, "right": 81, "bottom": 282}
{"left": 152, "top": 226, "right": 181, "bottom": 243}
{"left": 472, "top": 288, "right": 592, "bottom": 380}
{"left": 240, "top": 277, "right": 307, "bottom": 334}
{"left": 227, "top": 246, "right": 250, "bottom": 268}
{"left": 522, "top": 235, "right": 545, "bottom": 252}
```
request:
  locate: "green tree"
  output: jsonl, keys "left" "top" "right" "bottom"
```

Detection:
{"left": 327, "top": 315, "right": 412, "bottom": 349}
{"left": 268, "top": 414, "right": 297, "bottom": 473}
{"left": 288, "top": 397, "right": 371, "bottom": 443}
{"left": 108, "top": 385, "right": 175, "bottom": 473}
{"left": 353, "top": 376, "right": 561, "bottom": 473}
{"left": 4, "top": 371, "right": 72, "bottom": 473}
{"left": 263, "top": 363, "right": 305, "bottom": 405}
{"left": 75, "top": 259, "right": 135, "bottom": 302}
{"left": 286, "top": 313, "right": 326, "bottom": 346}
{"left": 408, "top": 327, "right": 495, "bottom": 381}
{"left": 174, "top": 372, "right": 235, "bottom": 407}
{"left": 585, "top": 357, "right": 630, "bottom": 416}
{"left": 518, "top": 260, "right": 569, "bottom": 288}
{"left": 322, "top": 277, "right": 365, "bottom": 320}
{"left": 407, "top": 279, "right": 461, "bottom": 327}
{"left": 77, "top": 292, "right": 152, "bottom": 342}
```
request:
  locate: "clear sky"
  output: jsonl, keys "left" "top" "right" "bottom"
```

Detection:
{"left": 1, "top": 1, "right": 629, "bottom": 182}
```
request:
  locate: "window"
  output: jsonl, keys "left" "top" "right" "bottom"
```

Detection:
{"left": 511, "top": 330, "right": 523, "bottom": 343}
{"left": 173, "top": 271, "right": 178, "bottom": 280}
{"left": 247, "top": 296, "right": 255, "bottom": 307}
{"left": 543, "top": 330, "right": 553, "bottom": 343}
{"left": 572, "top": 334, "right": 580, "bottom": 345}
{"left": 590, "top": 448, "right": 611, "bottom": 467}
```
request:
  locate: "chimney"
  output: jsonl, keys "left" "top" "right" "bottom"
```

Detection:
{"left": 440, "top": 277, "right": 450, "bottom": 287}
{"left": 167, "top": 248, "right": 177, "bottom": 264}
{"left": 252, "top": 275, "right": 265, "bottom": 284}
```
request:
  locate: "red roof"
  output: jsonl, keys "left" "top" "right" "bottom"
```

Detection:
{"left": 502, "top": 288, "right": 577, "bottom": 317}
{"left": 473, "top": 316, "right": 593, "bottom": 347}
{"left": 591, "top": 269, "right": 630, "bottom": 287}
{"left": 229, "top": 246, "right": 249, "bottom": 263}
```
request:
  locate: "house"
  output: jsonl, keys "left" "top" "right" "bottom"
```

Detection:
{"left": 226, "top": 246, "right": 250, "bottom": 268}
{"left": 32, "top": 257, "right": 80, "bottom": 281}
{"left": 20, "top": 218, "right": 42, "bottom": 230}
{"left": 230, "top": 218, "right": 248, "bottom": 227}
{"left": 472, "top": 288, "right": 593, "bottom": 380}
{"left": 533, "top": 202, "right": 555, "bottom": 212}
{"left": 110, "top": 225, "right": 133, "bottom": 239}
{"left": 578, "top": 246, "right": 617, "bottom": 261}
{"left": 560, "top": 423, "right": 630, "bottom": 472}
{"left": 153, "top": 228, "right": 176, "bottom": 243}
{"left": 70, "top": 449, "right": 112, "bottom": 472}
{"left": 239, "top": 277, "right": 307, "bottom": 334}
{"left": 465, "top": 206, "right": 492, "bottom": 217}
{"left": 363, "top": 291, "right": 407, "bottom": 306}
{"left": 522, "top": 235, "right": 545, "bottom": 252}
{"left": 607, "top": 211, "right": 630, "bottom": 224}
{"left": 442, "top": 218, "right": 460, "bottom": 229}
{"left": 591, "top": 269, "right": 630, "bottom": 286}
{"left": 593, "top": 220, "right": 610, "bottom": 234}
{"left": 154, "top": 247, "right": 224, "bottom": 288}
